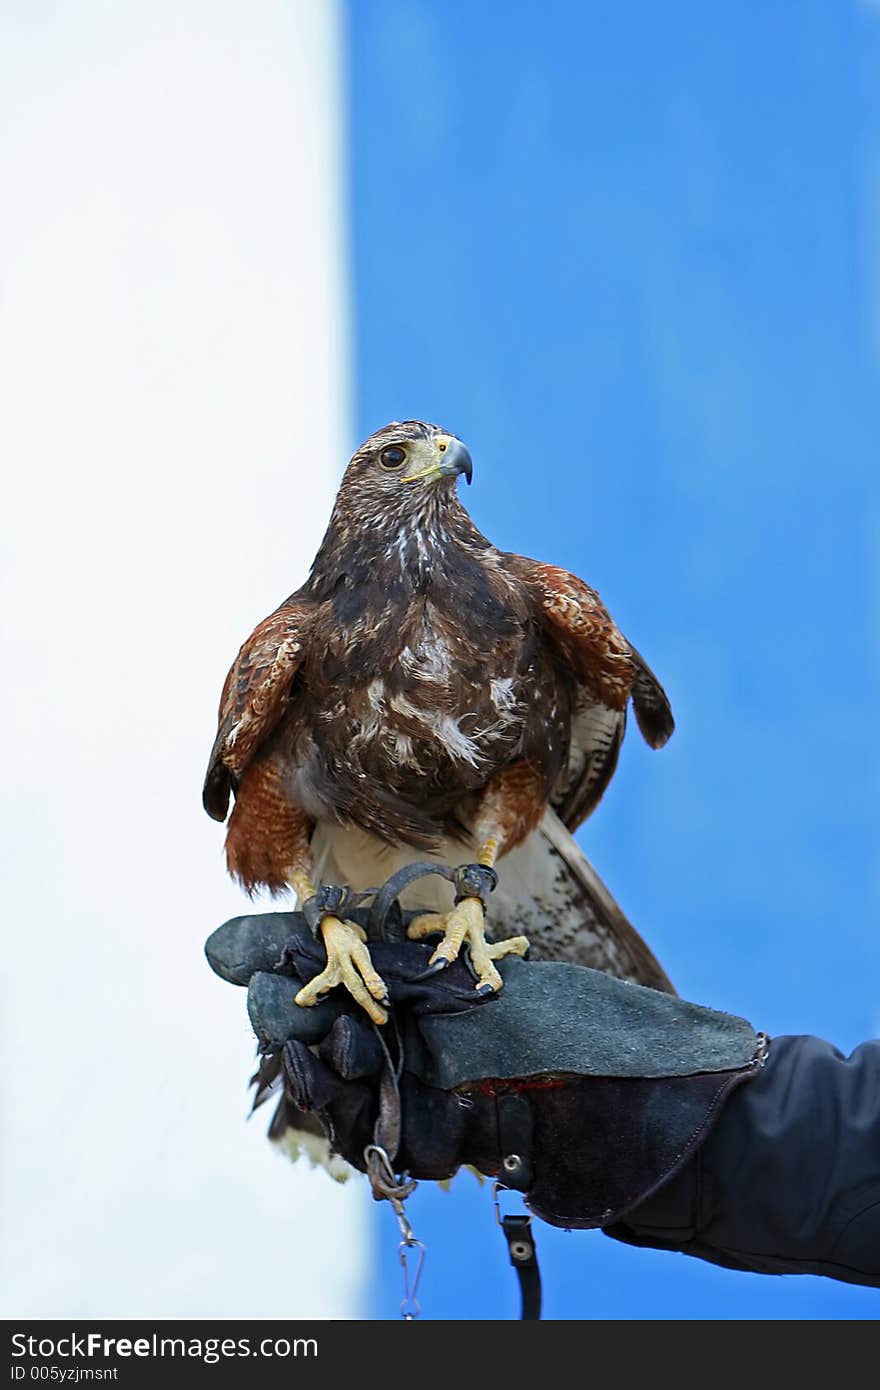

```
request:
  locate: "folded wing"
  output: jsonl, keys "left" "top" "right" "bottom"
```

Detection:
{"left": 202, "top": 601, "right": 313, "bottom": 822}
{"left": 505, "top": 556, "right": 673, "bottom": 831}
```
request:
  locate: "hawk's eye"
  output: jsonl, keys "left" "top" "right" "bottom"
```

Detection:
{"left": 379, "top": 445, "right": 407, "bottom": 470}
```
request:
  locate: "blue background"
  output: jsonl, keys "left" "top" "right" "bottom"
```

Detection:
{"left": 347, "top": 0, "right": 879, "bottom": 1318}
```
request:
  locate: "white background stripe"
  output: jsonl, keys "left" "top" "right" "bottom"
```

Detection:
{"left": 0, "top": 0, "right": 366, "bottom": 1318}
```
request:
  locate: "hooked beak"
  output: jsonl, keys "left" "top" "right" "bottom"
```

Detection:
{"left": 404, "top": 434, "right": 473, "bottom": 486}
{"left": 436, "top": 436, "right": 473, "bottom": 485}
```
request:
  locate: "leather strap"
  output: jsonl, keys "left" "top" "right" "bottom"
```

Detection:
{"left": 496, "top": 1090, "right": 535, "bottom": 1190}
{"left": 501, "top": 1214, "right": 542, "bottom": 1320}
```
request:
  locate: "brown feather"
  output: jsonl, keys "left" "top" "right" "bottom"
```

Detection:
{"left": 204, "top": 420, "right": 674, "bottom": 958}
{"left": 629, "top": 644, "right": 675, "bottom": 749}
{"left": 202, "top": 603, "right": 312, "bottom": 821}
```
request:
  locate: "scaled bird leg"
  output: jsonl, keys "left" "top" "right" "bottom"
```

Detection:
{"left": 290, "top": 871, "right": 389, "bottom": 1026}
{"left": 407, "top": 836, "right": 529, "bottom": 995}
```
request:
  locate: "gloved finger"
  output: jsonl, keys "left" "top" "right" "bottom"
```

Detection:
{"left": 318, "top": 1014, "right": 385, "bottom": 1080}
{"left": 206, "top": 912, "right": 304, "bottom": 985}
{"left": 279, "top": 1041, "right": 379, "bottom": 1171}
{"left": 280, "top": 1040, "right": 345, "bottom": 1111}
{"left": 247, "top": 970, "right": 341, "bottom": 1051}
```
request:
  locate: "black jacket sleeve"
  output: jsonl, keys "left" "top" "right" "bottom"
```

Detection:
{"left": 605, "top": 1034, "right": 880, "bottom": 1287}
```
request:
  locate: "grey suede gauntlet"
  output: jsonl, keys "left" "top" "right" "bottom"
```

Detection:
{"left": 207, "top": 909, "right": 765, "bottom": 1229}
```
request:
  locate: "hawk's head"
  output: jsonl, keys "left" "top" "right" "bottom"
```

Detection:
{"left": 338, "top": 421, "right": 472, "bottom": 523}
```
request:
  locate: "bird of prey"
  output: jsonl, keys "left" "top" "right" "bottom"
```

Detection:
{"left": 204, "top": 421, "right": 675, "bottom": 1026}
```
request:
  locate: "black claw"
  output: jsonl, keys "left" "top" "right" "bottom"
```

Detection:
{"left": 476, "top": 982, "right": 496, "bottom": 996}
{"left": 460, "top": 943, "right": 480, "bottom": 984}
{"left": 413, "top": 958, "right": 449, "bottom": 981}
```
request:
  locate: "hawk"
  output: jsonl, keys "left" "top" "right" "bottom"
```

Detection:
{"left": 204, "top": 421, "right": 675, "bottom": 1026}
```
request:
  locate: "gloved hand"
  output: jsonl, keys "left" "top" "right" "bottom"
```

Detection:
{"left": 206, "top": 908, "right": 763, "bottom": 1230}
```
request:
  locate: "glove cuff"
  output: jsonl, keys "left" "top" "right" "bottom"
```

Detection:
{"left": 477, "top": 1059, "right": 765, "bottom": 1230}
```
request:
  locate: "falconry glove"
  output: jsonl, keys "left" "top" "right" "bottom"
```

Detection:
{"left": 206, "top": 908, "right": 764, "bottom": 1230}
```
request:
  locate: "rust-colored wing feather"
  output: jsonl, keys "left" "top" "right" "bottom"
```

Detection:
{"left": 202, "top": 602, "right": 313, "bottom": 822}
{"left": 507, "top": 558, "right": 673, "bottom": 830}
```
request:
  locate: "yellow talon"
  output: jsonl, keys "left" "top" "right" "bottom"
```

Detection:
{"left": 407, "top": 898, "right": 529, "bottom": 994}
{"left": 295, "top": 915, "right": 389, "bottom": 1026}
